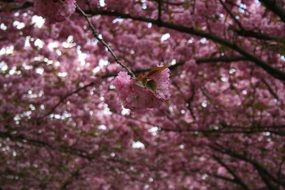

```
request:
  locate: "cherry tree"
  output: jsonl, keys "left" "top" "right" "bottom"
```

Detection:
{"left": 0, "top": 0, "right": 285, "bottom": 189}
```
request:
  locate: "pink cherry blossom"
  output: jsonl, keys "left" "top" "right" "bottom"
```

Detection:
{"left": 33, "top": 0, "right": 76, "bottom": 22}
{"left": 113, "top": 71, "right": 170, "bottom": 110}
{"left": 1, "top": 0, "right": 285, "bottom": 189}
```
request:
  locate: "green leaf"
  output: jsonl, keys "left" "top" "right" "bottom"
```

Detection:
{"left": 145, "top": 79, "right": 157, "bottom": 91}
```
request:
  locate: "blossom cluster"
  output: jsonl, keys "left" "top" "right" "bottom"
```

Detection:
{"left": 33, "top": 0, "right": 76, "bottom": 22}
{"left": 113, "top": 68, "right": 170, "bottom": 110}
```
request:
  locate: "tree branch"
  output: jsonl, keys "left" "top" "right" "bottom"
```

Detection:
{"left": 0, "top": 130, "right": 94, "bottom": 160}
{"left": 157, "top": 0, "right": 162, "bottom": 23}
{"left": 260, "top": 0, "right": 285, "bottom": 23}
{"left": 162, "top": 125, "right": 285, "bottom": 136}
{"left": 212, "top": 155, "right": 250, "bottom": 190}
{"left": 234, "top": 29, "right": 285, "bottom": 43}
{"left": 75, "top": 4, "right": 135, "bottom": 77}
{"left": 196, "top": 55, "right": 246, "bottom": 64}
{"left": 210, "top": 144, "right": 285, "bottom": 188}
{"left": 86, "top": 9, "right": 285, "bottom": 82}
{"left": 218, "top": 0, "right": 243, "bottom": 29}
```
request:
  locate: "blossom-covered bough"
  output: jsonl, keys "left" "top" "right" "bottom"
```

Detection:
{"left": 0, "top": 0, "right": 285, "bottom": 189}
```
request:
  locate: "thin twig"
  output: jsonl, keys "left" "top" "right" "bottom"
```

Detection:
{"left": 218, "top": 0, "right": 244, "bottom": 29}
{"left": 75, "top": 3, "right": 135, "bottom": 77}
{"left": 157, "top": 0, "right": 162, "bottom": 22}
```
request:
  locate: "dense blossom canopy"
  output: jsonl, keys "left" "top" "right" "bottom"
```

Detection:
{"left": 33, "top": 0, "right": 76, "bottom": 22}
{"left": 0, "top": 0, "right": 285, "bottom": 189}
